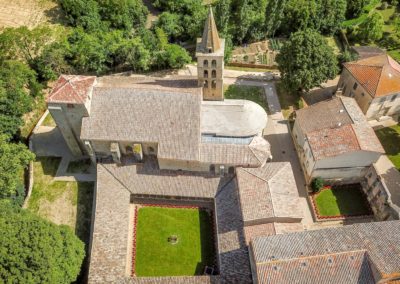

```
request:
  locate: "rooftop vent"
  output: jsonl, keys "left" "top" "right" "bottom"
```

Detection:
{"left": 339, "top": 109, "right": 344, "bottom": 113}
{"left": 337, "top": 122, "right": 342, "bottom": 127}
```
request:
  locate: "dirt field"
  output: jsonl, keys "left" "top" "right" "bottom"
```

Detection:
{"left": 0, "top": 0, "right": 61, "bottom": 29}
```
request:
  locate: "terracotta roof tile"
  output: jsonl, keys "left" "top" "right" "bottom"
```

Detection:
{"left": 47, "top": 75, "right": 96, "bottom": 104}
{"left": 251, "top": 220, "right": 400, "bottom": 282}
{"left": 237, "top": 162, "right": 303, "bottom": 223}
{"left": 344, "top": 54, "right": 400, "bottom": 97}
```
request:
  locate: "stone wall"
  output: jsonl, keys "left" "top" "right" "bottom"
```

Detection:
{"left": 363, "top": 165, "right": 400, "bottom": 220}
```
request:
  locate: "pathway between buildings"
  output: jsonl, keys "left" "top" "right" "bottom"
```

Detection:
{"left": 224, "top": 77, "right": 315, "bottom": 227}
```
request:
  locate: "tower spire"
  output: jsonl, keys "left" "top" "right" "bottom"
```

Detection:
{"left": 201, "top": 6, "right": 221, "bottom": 53}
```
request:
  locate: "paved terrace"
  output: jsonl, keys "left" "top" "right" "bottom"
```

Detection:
{"left": 88, "top": 160, "right": 252, "bottom": 283}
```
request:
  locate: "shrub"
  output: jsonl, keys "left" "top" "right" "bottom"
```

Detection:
{"left": 311, "top": 177, "right": 324, "bottom": 193}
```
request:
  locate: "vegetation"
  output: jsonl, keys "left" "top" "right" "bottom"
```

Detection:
{"left": 42, "top": 112, "right": 56, "bottom": 127}
{"left": 0, "top": 135, "right": 34, "bottom": 204}
{"left": 135, "top": 207, "right": 215, "bottom": 276}
{"left": 276, "top": 30, "right": 339, "bottom": 92}
{"left": 375, "top": 125, "right": 400, "bottom": 170}
{"left": 314, "top": 186, "right": 371, "bottom": 216}
{"left": 0, "top": 200, "right": 85, "bottom": 283}
{"left": 311, "top": 177, "right": 325, "bottom": 193}
{"left": 28, "top": 157, "right": 94, "bottom": 244}
{"left": 224, "top": 85, "right": 268, "bottom": 111}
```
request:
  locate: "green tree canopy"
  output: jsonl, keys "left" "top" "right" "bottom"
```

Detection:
{"left": 358, "top": 11, "right": 384, "bottom": 42}
{"left": 276, "top": 29, "right": 339, "bottom": 92}
{"left": 346, "top": 0, "right": 368, "bottom": 18}
{"left": 0, "top": 200, "right": 85, "bottom": 282}
{"left": 0, "top": 61, "right": 42, "bottom": 136}
{"left": 0, "top": 135, "right": 34, "bottom": 199}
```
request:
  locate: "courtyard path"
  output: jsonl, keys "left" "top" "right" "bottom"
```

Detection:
{"left": 224, "top": 77, "right": 315, "bottom": 227}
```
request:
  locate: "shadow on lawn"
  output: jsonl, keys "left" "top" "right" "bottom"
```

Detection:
{"left": 331, "top": 184, "right": 371, "bottom": 216}
{"left": 375, "top": 126, "right": 400, "bottom": 156}
{"left": 195, "top": 210, "right": 217, "bottom": 275}
{"left": 74, "top": 182, "right": 95, "bottom": 284}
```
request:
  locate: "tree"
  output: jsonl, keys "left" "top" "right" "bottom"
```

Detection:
{"left": 346, "top": 0, "right": 368, "bottom": 18}
{"left": 98, "top": 0, "right": 148, "bottom": 31}
{"left": 164, "top": 44, "right": 191, "bottom": 69}
{"left": 156, "top": 12, "right": 184, "bottom": 41}
{"left": 0, "top": 135, "right": 34, "bottom": 200}
{"left": 0, "top": 61, "right": 42, "bottom": 137}
{"left": 282, "top": 0, "right": 319, "bottom": 34}
{"left": 0, "top": 201, "right": 85, "bottom": 282}
{"left": 0, "top": 26, "right": 53, "bottom": 63}
{"left": 358, "top": 11, "right": 384, "bottom": 42}
{"left": 276, "top": 29, "right": 339, "bottom": 92}
{"left": 318, "top": 0, "right": 347, "bottom": 35}
{"left": 264, "top": 0, "right": 288, "bottom": 37}
{"left": 59, "top": 0, "right": 102, "bottom": 32}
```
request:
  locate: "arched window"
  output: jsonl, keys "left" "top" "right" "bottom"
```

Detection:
{"left": 212, "top": 60, "right": 217, "bottom": 68}
{"left": 211, "top": 70, "right": 216, "bottom": 78}
{"left": 204, "top": 80, "right": 209, "bottom": 88}
{"left": 203, "top": 60, "right": 208, "bottom": 67}
{"left": 204, "top": 70, "right": 208, "bottom": 78}
{"left": 212, "top": 80, "right": 217, "bottom": 89}
{"left": 148, "top": 146, "right": 155, "bottom": 154}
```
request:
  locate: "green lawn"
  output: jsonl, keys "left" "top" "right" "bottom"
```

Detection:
{"left": 314, "top": 186, "right": 371, "bottom": 217}
{"left": 28, "top": 157, "right": 94, "bottom": 245}
{"left": 42, "top": 112, "right": 57, "bottom": 127}
{"left": 135, "top": 207, "right": 215, "bottom": 277}
{"left": 375, "top": 125, "right": 400, "bottom": 170}
{"left": 275, "top": 82, "right": 304, "bottom": 119}
{"left": 224, "top": 85, "right": 268, "bottom": 112}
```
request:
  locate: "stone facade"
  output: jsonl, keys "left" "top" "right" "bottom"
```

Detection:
{"left": 362, "top": 156, "right": 400, "bottom": 221}
{"left": 338, "top": 54, "right": 400, "bottom": 120}
{"left": 196, "top": 7, "right": 225, "bottom": 101}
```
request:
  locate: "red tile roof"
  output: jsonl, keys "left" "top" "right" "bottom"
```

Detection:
{"left": 344, "top": 54, "right": 400, "bottom": 97}
{"left": 47, "top": 75, "right": 96, "bottom": 104}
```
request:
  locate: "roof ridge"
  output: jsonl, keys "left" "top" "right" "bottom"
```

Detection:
{"left": 255, "top": 249, "right": 369, "bottom": 265}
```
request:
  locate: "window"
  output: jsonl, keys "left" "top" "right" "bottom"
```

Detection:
{"left": 67, "top": 104, "right": 75, "bottom": 108}
{"left": 203, "top": 60, "right": 208, "bottom": 67}
{"left": 353, "top": 82, "right": 358, "bottom": 90}
{"left": 391, "top": 94, "right": 398, "bottom": 102}
{"left": 148, "top": 146, "right": 155, "bottom": 154}
{"left": 204, "top": 80, "right": 209, "bottom": 88}
{"left": 212, "top": 60, "right": 217, "bottom": 68}
{"left": 212, "top": 80, "right": 217, "bottom": 89}
{"left": 208, "top": 48, "right": 212, "bottom": 53}
{"left": 204, "top": 70, "right": 208, "bottom": 78}
{"left": 211, "top": 70, "right": 216, "bottom": 78}
{"left": 209, "top": 165, "right": 215, "bottom": 172}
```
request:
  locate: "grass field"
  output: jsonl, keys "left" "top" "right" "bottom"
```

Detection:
{"left": 275, "top": 82, "right": 303, "bottom": 119}
{"left": 314, "top": 186, "right": 371, "bottom": 217}
{"left": 27, "top": 157, "right": 94, "bottom": 245}
{"left": 375, "top": 124, "right": 400, "bottom": 170}
{"left": 135, "top": 207, "right": 215, "bottom": 277}
{"left": 42, "top": 112, "right": 57, "bottom": 127}
{"left": 224, "top": 85, "right": 268, "bottom": 112}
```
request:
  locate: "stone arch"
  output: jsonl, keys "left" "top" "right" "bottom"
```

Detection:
{"left": 204, "top": 70, "right": 208, "bottom": 78}
{"left": 212, "top": 80, "right": 217, "bottom": 89}
{"left": 212, "top": 60, "right": 217, "bottom": 68}
{"left": 204, "top": 80, "right": 209, "bottom": 88}
{"left": 203, "top": 60, "right": 209, "bottom": 67}
{"left": 211, "top": 70, "right": 217, "bottom": 78}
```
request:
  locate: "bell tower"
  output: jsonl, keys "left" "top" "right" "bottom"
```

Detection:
{"left": 196, "top": 6, "right": 225, "bottom": 101}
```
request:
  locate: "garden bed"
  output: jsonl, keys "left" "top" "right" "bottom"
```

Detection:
{"left": 311, "top": 184, "right": 372, "bottom": 220}
{"left": 133, "top": 205, "right": 216, "bottom": 277}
